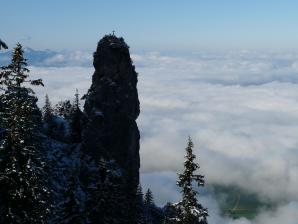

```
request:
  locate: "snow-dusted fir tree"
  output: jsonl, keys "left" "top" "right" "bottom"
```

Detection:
{"left": 54, "top": 100, "right": 73, "bottom": 120}
{"left": 0, "top": 43, "right": 50, "bottom": 223}
{"left": 173, "top": 137, "right": 208, "bottom": 224}
{"left": 0, "top": 43, "right": 43, "bottom": 88}
{"left": 163, "top": 203, "right": 178, "bottom": 223}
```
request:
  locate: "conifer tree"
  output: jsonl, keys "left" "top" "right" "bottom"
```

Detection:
{"left": 144, "top": 189, "right": 154, "bottom": 207}
{"left": 69, "top": 89, "right": 82, "bottom": 143}
{"left": 74, "top": 88, "right": 80, "bottom": 109}
{"left": 0, "top": 43, "right": 50, "bottom": 223}
{"left": 144, "top": 189, "right": 154, "bottom": 224}
{"left": 42, "top": 94, "right": 53, "bottom": 123}
{"left": 143, "top": 189, "right": 164, "bottom": 224}
{"left": 42, "top": 94, "right": 57, "bottom": 137}
{"left": 0, "top": 43, "right": 43, "bottom": 89}
{"left": 174, "top": 137, "right": 208, "bottom": 224}
{"left": 136, "top": 185, "right": 145, "bottom": 224}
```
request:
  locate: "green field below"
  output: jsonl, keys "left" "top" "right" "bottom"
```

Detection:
{"left": 209, "top": 185, "right": 275, "bottom": 219}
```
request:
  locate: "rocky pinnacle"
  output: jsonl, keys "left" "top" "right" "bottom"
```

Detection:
{"left": 82, "top": 34, "right": 140, "bottom": 222}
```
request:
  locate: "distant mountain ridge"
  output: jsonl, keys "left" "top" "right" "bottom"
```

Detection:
{"left": 0, "top": 47, "right": 92, "bottom": 67}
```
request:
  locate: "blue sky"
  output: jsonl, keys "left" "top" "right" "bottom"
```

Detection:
{"left": 1, "top": 0, "right": 298, "bottom": 51}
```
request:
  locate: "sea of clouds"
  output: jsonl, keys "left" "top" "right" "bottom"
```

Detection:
{"left": 2, "top": 49, "right": 298, "bottom": 223}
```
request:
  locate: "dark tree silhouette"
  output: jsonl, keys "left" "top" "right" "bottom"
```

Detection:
{"left": 0, "top": 43, "right": 50, "bottom": 223}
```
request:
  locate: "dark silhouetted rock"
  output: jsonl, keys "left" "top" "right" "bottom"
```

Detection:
{"left": 81, "top": 34, "right": 140, "bottom": 223}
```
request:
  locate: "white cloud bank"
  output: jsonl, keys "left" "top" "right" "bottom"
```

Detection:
{"left": 24, "top": 50, "right": 298, "bottom": 222}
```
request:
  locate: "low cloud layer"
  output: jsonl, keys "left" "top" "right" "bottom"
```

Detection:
{"left": 142, "top": 172, "right": 298, "bottom": 224}
{"left": 4, "top": 49, "right": 298, "bottom": 223}
{"left": 132, "top": 50, "right": 298, "bottom": 85}
{"left": 133, "top": 51, "right": 298, "bottom": 203}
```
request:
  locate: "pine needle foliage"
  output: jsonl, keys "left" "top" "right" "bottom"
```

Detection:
{"left": 174, "top": 137, "right": 208, "bottom": 224}
{"left": 0, "top": 43, "right": 50, "bottom": 224}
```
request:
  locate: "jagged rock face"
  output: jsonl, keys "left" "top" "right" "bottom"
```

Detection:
{"left": 82, "top": 35, "right": 140, "bottom": 221}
